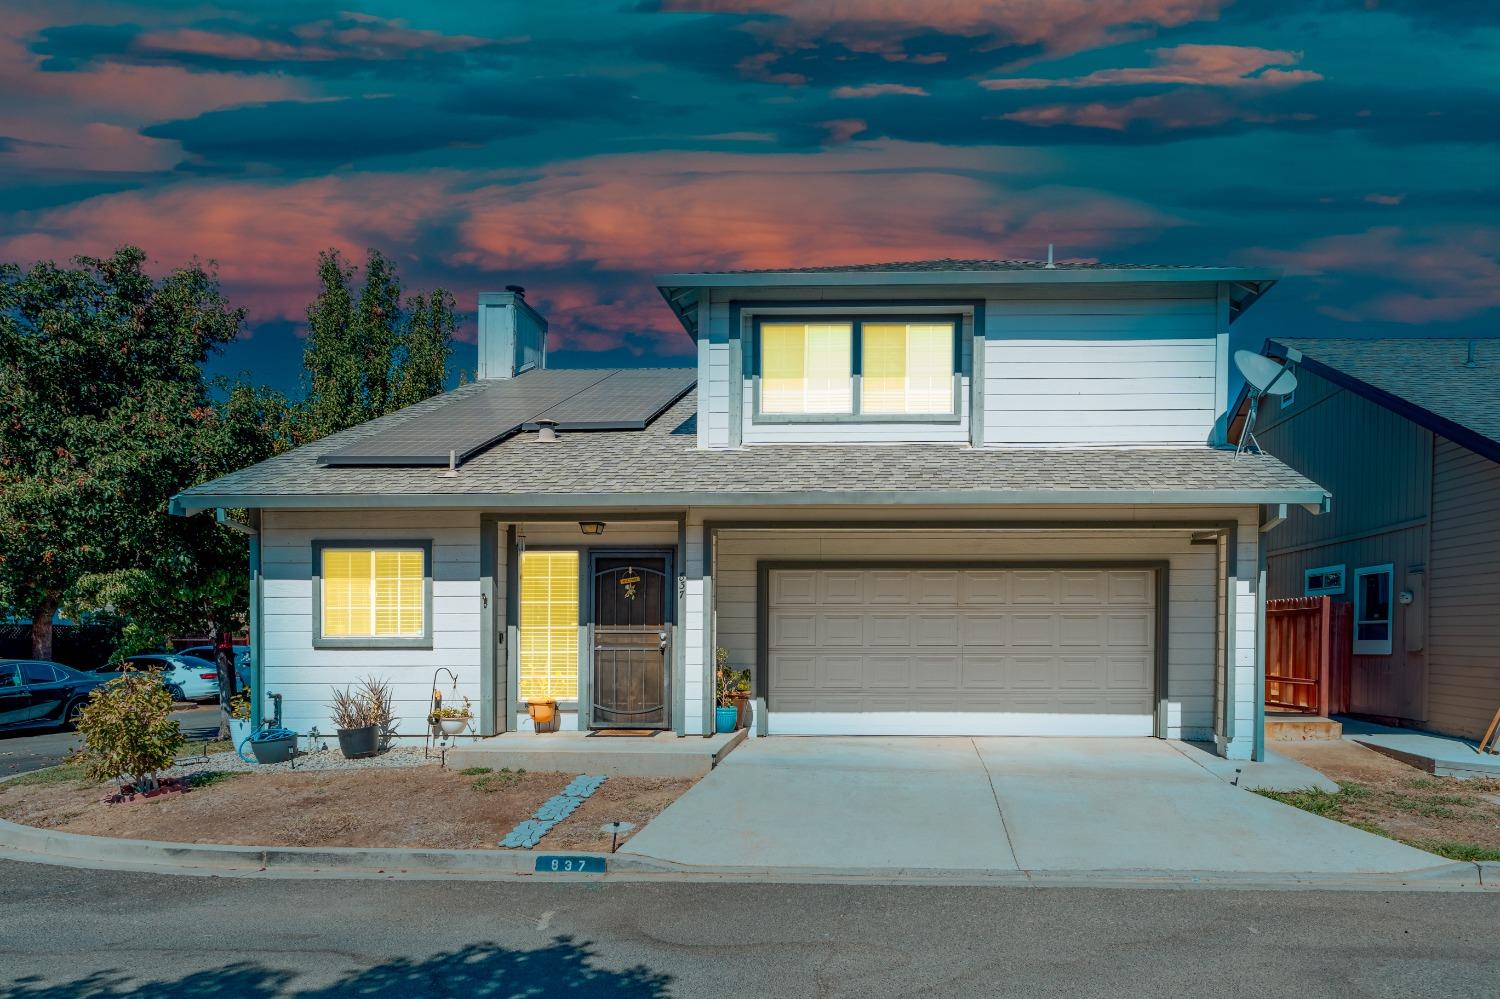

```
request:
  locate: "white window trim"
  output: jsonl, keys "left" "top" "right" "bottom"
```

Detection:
{"left": 1353, "top": 563, "right": 1395, "bottom": 656}
{"left": 1304, "top": 563, "right": 1346, "bottom": 597}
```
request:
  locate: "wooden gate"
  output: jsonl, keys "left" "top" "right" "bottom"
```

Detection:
{"left": 1266, "top": 596, "right": 1352, "bottom": 716}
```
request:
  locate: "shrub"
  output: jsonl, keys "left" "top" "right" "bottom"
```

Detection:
{"left": 73, "top": 670, "right": 185, "bottom": 791}
{"left": 328, "top": 675, "right": 397, "bottom": 731}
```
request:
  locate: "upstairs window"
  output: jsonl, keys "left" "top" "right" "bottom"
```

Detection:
{"left": 755, "top": 316, "right": 959, "bottom": 420}
{"left": 1353, "top": 564, "right": 1394, "bottom": 656}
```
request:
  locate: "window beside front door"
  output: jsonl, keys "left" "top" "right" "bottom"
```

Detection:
{"left": 1353, "top": 564, "right": 1394, "bottom": 656}
{"left": 313, "top": 542, "right": 431, "bottom": 648}
{"left": 519, "top": 550, "right": 580, "bottom": 701}
{"left": 756, "top": 316, "right": 959, "bottom": 420}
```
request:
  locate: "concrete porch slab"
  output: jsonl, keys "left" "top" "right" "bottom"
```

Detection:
{"left": 446, "top": 729, "right": 746, "bottom": 778}
{"left": 1338, "top": 717, "right": 1500, "bottom": 780}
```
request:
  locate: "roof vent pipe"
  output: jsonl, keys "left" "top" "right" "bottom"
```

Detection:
{"left": 1045, "top": 244, "right": 1056, "bottom": 269}
{"left": 535, "top": 418, "right": 559, "bottom": 443}
{"left": 1465, "top": 339, "right": 1479, "bottom": 368}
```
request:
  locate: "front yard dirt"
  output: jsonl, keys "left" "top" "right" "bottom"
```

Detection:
{"left": 1265, "top": 739, "right": 1500, "bottom": 861}
{"left": 0, "top": 760, "right": 692, "bottom": 853}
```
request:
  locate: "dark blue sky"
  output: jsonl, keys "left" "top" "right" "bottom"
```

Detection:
{"left": 2, "top": 1, "right": 1497, "bottom": 396}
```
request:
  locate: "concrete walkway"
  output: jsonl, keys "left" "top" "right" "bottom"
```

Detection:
{"left": 1339, "top": 717, "right": 1500, "bottom": 780}
{"left": 621, "top": 737, "right": 1447, "bottom": 877}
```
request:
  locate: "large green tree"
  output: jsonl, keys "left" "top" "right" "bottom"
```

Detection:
{"left": 0, "top": 248, "right": 243, "bottom": 659}
{"left": 302, "top": 249, "right": 456, "bottom": 435}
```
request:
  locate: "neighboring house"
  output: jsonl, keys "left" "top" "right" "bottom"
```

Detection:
{"left": 172, "top": 264, "right": 1328, "bottom": 762}
{"left": 1236, "top": 338, "right": 1500, "bottom": 740}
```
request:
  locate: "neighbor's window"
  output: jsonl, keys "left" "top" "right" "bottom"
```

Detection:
{"left": 861, "top": 322, "right": 955, "bottom": 414}
{"left": 1304, "top": 564, "right": 1345, "bottom": 597}
{"left": 320, "top": 548, "right": 426, "bottom": 640}
{"left": 519, "top": 550, "right": 580, "bottom": 700}
{"left": 757, "top": 317, "right": 957, "bottom": 418}
{"left": 1354, "top": 564, "right": 1394, "bottom": 656}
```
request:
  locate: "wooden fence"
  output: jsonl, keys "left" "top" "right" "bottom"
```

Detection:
{"left": 1265, "top": 596, "right": 1352, "bottom": 716}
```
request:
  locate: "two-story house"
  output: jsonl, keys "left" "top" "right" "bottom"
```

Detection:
{"left": 172, "top": 260, "right": 1327, "bottom": 762}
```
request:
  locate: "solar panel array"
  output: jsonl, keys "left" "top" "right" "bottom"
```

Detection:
{"left": 318, "top": 368, "right": 695, "bottom": 467}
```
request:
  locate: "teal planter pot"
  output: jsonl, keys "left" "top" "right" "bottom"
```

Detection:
{"left": 715, "top": 706, "right": 738, "bottom": 733}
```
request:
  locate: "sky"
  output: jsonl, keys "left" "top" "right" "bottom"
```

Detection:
{"left": 2, "top": 0, "right": 1498, "bottom": 396}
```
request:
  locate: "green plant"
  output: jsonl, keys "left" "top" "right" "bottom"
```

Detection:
{"left": 715, "top": 647, "right": 751, "bottom": 707}
{"left": 72, "top": 669, "right": 185, "bottom": 791}
{"left": 471, "top": 768, "right": 526, "bottom": 793}
{"left": 431, "top": 695, "right": 472, "bottom": 720}
{"left": 188, "top": 770, "right": 244, "bottom": 789}
{"left": 1409, "top": 840, "right": 1500, "bottom": 863}
{"left": 2, "top": 760, "right": 89, "bottom": 787}
{"left": 228, "top": 687, "right": 252, "bottom": 722}
{"left": 1251, "top": 786, "right": 1346, "bottom": 818}
{"left": 459, "top": 767, "right": 493, "bottom": 776}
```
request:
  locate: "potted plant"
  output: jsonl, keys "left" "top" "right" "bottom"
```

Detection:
{"left": 249, "top": 726, "right": 297, "bottom": 764}
{"left": 329, "top": 681, "right": 379, "bottom": 759}
{"left": 715, "top": 648, "right": 751, "bottom": 734}
{"left": 227, "top": 688, "right": 252, "bottom": 753}
{"left": 525, "top": 697, "right": 559, "bottom": 733}
{"left": 430, "top": 694, "right": 473, "bottom": 736}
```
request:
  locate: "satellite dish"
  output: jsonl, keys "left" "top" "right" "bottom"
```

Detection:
{"left": 1235, "top": 350, "right": 1297, "bottom": 396}
{"left": 1233, "top": 350, "right": 1298, "bottom": 455}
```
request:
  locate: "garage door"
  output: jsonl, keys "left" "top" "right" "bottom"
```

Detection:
{"left": 767, "top": 567, "right": 1156, "bottom": 736}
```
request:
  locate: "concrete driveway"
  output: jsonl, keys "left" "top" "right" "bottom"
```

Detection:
{"left": 621, "top": 737, "right": 1449, "bottom": 877}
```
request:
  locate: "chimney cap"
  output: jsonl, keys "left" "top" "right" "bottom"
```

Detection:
{"left": 505, "top": 284, "right": 526, "bottom": 297}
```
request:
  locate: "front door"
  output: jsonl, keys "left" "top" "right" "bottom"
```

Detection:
{"left": 591, "top": 554, "right": 670, "bottom": 729}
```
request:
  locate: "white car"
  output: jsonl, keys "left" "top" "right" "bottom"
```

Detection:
{"left": 93, "top": 654, "right": 222, "bottom": 703}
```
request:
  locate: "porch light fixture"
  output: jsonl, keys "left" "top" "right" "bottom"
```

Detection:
{"left": 579, "top": 521, "right": 606, "bottom": 536}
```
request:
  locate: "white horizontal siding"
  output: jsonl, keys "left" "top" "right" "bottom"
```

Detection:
{"left": 984, "top": 293, "right": 1220, "bottom": 447}
{"left": 259, "top": 509, "right": 482, "bottom": 738}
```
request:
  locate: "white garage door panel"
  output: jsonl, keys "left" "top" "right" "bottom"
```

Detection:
{"left": 767, "top": 567, "right": 1156, "bottom": 737}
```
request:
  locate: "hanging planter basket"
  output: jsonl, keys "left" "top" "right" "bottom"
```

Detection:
{"left": 435, "top": 715, "right": 470, "bottom": 736}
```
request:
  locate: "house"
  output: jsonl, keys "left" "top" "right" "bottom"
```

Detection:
{"left": 171, "top": 262, "right": 1329, "bottom": 763}
{"left": 1236, "top": 337, "right": 1500, "bottom": 740}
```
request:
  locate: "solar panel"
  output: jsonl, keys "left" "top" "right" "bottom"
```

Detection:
{"left": 318, "top": 367, "right": 695, "bottom": 467}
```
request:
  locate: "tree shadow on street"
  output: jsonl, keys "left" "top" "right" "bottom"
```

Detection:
{"left": 2, "top": 937, "right": 673, "bottom": 998}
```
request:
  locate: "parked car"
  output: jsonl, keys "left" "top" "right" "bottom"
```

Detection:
{"left": 176, "top": 645, "right": 250, "bottom": 687}
{"left": 0, "top": 659, "right": 108, "bottom": 732}
{"left": 92, "top": 654, "right": 221, "bottom": 703}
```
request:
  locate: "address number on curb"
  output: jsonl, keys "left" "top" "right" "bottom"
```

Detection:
{"left": 534, "top": 855, "right": 606, "bottom": 873}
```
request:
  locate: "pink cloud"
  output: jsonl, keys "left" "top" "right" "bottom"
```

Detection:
{"left": 663, "top": 1, "right": 1228, "bottom": 73}
{"left": 833, "top": 83, "right": 929, "bottom": 98}
{"left": 982, "top": 44, "right": 1320, "bottom": 90}
{"left": 0, "top": 145, "right": 1172, "bottom": 354}
{"left": 1365, "top": 193, "right": 1405, "bottom": 206}
{"left": 134, "top": 14, "right": 510, "bottom": 64}
{"left": 1255, "top": 227, "right": 1500, "bottom": 324}
{"left": 998, "top": 91, "right": 1259, "bottom": 131}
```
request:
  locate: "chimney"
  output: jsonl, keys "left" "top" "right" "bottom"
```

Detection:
{"left": 477, "top": 287, "right": 549, "bottom": 379}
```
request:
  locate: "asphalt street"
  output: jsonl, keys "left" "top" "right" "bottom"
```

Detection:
{"left": 1, "top": 859, "right": 1497, "bottom": 998}
{"left": 0, "top": 705, "right": 221, "bottom": 777}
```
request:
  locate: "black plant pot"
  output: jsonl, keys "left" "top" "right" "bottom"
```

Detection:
{"left": 337, "top": 724, "right": 379, "bottom": 759}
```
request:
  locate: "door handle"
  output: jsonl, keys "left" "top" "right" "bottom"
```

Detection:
{"left": 659, "top": 631, "right": 668, "bottom": 650}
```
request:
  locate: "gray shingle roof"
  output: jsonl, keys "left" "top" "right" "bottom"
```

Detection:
{"left": 175, "top": 381, "right": 1326, "bottom": 511}
{"left": 1273, "top": 338, "right": 1500, "bottom": 453}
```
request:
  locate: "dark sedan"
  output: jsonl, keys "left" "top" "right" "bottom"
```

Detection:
{"left": 0, "top": 660, "right": 107, "bottom": 733}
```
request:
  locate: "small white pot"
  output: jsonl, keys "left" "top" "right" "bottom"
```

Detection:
{"left": 437, "top": 716, "right": 469, "bottom": 736}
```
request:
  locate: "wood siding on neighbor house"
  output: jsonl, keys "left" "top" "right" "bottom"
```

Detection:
{"left": 1428, "top": 438, "right": 1500, "bottom": 739}
{"left": 695, "top": 283, "right": 1227, "bottom": 449}
{"left": 1256, "top": 365, "right": 1433, "bottom": 723}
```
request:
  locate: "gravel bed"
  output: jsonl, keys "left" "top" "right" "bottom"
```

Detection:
{"left": 164, "top": 745, "right": 434, "bottom": 777}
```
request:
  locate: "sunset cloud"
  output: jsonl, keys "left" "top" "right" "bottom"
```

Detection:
{"left": 833, "top": 83, "right": 929, "bottom": 98}
{"left": 981, "top": 44, "right": 1321, "bottom": 90}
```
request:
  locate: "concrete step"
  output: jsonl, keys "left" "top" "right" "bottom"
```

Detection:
{"left": 1266, "top": 714, "right": 1343, "bottom": 742}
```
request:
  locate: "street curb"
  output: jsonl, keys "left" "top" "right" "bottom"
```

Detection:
{"left": 0, "top": 816, "right": 1488, "bottom": 891}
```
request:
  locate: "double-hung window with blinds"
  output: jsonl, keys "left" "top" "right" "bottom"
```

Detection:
{"left": 320, "top": 548, "right": 425, "bottom": 639}
{"left": 757, "top": 318, "right": 957, "bottom": 418}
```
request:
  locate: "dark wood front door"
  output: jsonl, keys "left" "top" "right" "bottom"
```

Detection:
{"left": 591, "top": 555, "right": 670, "bottom": 729}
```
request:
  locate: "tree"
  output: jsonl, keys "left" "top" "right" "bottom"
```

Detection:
{"left": 0, "top": 248, "right": 241, "bottom": 660}
{"left": 301, "top": 249, "right": 456, "bottom": 435}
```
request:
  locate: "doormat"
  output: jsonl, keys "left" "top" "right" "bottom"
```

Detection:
{"left": 586, "top": 729, "right": 660, "bottom": 738}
